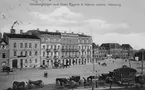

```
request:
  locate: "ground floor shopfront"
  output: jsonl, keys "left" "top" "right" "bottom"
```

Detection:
{"left": 9, "top": 57, "right": 40, "bottom": 69}
{"left": 41, "top": 57, "right": 92, "bottom": 68}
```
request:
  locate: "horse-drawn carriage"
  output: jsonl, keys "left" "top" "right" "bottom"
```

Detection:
{"left": 55, "top": 76, "right": 82, "bottom": 89}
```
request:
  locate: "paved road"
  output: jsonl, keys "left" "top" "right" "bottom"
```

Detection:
{"left": 0, "top": 59, "right": 145, "bottom": 90}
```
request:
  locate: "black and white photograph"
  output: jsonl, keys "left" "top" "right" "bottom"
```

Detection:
{"left": 0, "top": 0, "right": 145, "bottom": 90}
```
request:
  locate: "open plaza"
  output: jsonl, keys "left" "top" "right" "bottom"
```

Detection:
{"left": 0, "top": 59, "right": 145, "bottom": 90}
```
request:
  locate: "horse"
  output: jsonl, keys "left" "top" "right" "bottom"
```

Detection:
{"left": 2, "top": 66, "right": 12, "bottom": 74}
{"left": 65, "top": 79, "right": 79, "bottom": 90}
{"left": 13, "top": 81, "right": 25, "bottom": 90}
{"left": 56, "top": 78, "right": 68, "bottom": 86}
{"left": 69, "top": 76, "right": 80, "bottom": 83}
{"left": 27, "top": 79, "right": 44, "bottom": 88}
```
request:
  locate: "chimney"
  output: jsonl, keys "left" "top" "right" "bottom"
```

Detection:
{"left": 64, "top": 31, "right": 66, "bottom": 33}
{"left": 56, "top": 30, "right": 59, "bottom": 32}
{"left": 45, "top": 29, "right": 48, "bottom": 32}
{"left": 10, "top": 29, "right": 16, "bottom": 34}
{"left": 36, "top": 28, "right": 39, "bottom": 31}
{"left": 82, "top": 33, "right": 84, "bottom": 35}
{"left": 20, "top": 30, "right": 23, "bottom": 34}
{"left": 71, "top": 32, "right": 74, "bottom": 34}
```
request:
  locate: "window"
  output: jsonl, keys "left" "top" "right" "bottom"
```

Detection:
{"left": 2, "top": 45, "right": 5, "bottom": 49}
{"left": 47, "top": 45, "right": 49, "bottom": 49}
{"left": 14, "top": 43, "right": 16, "bottom": 48}
{"left": 29, "top": 51, "right": 32, "bottom": 56}
{"left": 35, "top": 44, "right": 37, "bottom": 48}
{"left": 25, "top": 59, "right": 27, "bottom": 63}
{"left": 30, "top": 59, "right": 32, "bottom": 63}
{"left": 29, "top": 43, "right": 32, "bottom": 48}
{"left": 14, "top": 51, "right": 17, "bottom": 56}
{"left": 20, "top": 43, "right": 23, "bottom": 48}
{"left": 51, "top": 45, "right": 53, "bottom": 49}
{"left": 25, "top": 43, "right": 27, "bottom": 48}
{"left": 58, "top": 45, "right": 60, "bottom": 49}
{"left": 35, "top": 59, "right": 37, "bottom": 63}
{"left": 20, "top": 51, "right": 23, "bottom": 56}
{"left": 25, "top": 51, "right": 27, "bottom": 56}
{"left": 43, "top": 51, "right": 45, "bottom": 57}
{"left": 54, "top": 45, "right": 56, "bottom": 49}
{"left": 2, "top": 53, "right": 5, "bottom": 58}
{"left": 43, "top": 45, "right": 45, "bottom": 49}
{"left": 35, "top": 51, "right": 37, "bottom": 56}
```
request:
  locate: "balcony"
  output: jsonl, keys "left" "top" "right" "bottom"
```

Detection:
{"left": 46, "top": 48, "right": 51, "bottom": 52}
{"left": 54, "top": 48, "right": 59, "bottom": 52}
{"left": 82, "top": 49, "right": 86, "bottom": 52}
{"left": 53, "top": 55, "right": 59, "bottom": 59}
{"left": 87, "top": 49, "right": 91, "bottom": 52}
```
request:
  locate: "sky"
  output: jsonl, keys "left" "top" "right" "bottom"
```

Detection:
{"left": 0, "top": 0, "right": 145, "bottom": 50}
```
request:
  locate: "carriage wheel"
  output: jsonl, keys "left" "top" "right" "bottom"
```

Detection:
{"left": 56, "top": 80, "right": 61, "bottom": 86}
{"left": 39, "top": 82, "right": 44, "bottom": 88}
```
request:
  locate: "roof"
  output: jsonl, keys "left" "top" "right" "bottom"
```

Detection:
{"left": 78, "top": 34, "right": 91, "bottom": 37}
{"left": 38, "top": 31, "right": 61, "bottom": 35}
{"left": 92, "top": 43, "right": 99, "bottom": 48}
{"left": 4, "top": 33, "right": 40, "bottom": 39}
{"left": 113, "top": 66, "right": 137, "bottom": 73}
{"left": 121, "top": 44, "right": 133, "bottom": 49}
{"left": 0, "top": 39, "right": 8, "bottom": 45}
{"left": 100, "top": 43, "right": 121, "bottom": 50}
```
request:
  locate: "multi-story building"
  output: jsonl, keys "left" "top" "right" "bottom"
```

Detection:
{"left": 121, "top": 44, "right": 134, "bottom": 59}
{"left": 99, "top": 43, "right": 134, "bottom": 59}
{"left": 0, "top": 36, "right": 9, "bottom": 69}
{"left": 92, "top": 43, "right": 99, "bottom": 63}
{"left": 78, "top": 34, "right": 92, "bottom": 65}
{"left": 27, "top": 30, "right": 93, "bottom": 67}
{"left": 27, "top": 29, "right": 61, "bottom": 68}
{"left": 134, "top": 49, "right": 145, "bottom": 61}
{"left": 3, "top": 29, "right": 41, "bottom": 69}
{"left": 98, "top": 46, "right": 108, "bottom": 60}
{"left": 61, "top": 32, "right": 79, "bottom": 66}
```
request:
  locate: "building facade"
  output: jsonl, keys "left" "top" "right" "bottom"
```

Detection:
{"left": 98, "top": 43, "right": 134, "bottom": 59}
{"left": 27, "top": 30, "right": 93, "bottom": 67}
{"left": 92, "top": 43, "right": 99, "bottom": 63}
{"left": 134, "top": 49, "right": 145, "bottom": 61}
{"left": 27, "top": 30, "right": 61, "bottom": 68}
{"left": 78, "top": 34, "right": 92, "bottom": 65}
{"left": 3, "top": 29, "right": 41, "bottom": 69}
{"left": 0, "top": 39, "right": 9, "bottom": 69}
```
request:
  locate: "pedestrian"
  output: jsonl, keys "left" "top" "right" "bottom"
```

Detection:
{"left": 44, "top": 71, "right": 48, "bottom": 78}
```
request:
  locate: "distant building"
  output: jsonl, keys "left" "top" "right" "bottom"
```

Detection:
{"left": 92, "top": 43, "right": 99, "bottom": 63}
{"left": 99, "top": 43, "right": 134, "bottom": 59}
{"left": 121, "top": 44, "right": 134, "bottom": 59}
{"left": 3, "top": 29, "right": 41, "bottom": 69}
{"left": 134, "top": 49, "right": 145, "bottom": 61}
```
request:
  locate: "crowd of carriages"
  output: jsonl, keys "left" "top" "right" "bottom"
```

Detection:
{"left": 6, "top": 79, "right": 44, "bottom": 90}
{"left": 55, "top": 65, "right": 145, "bottom": 89}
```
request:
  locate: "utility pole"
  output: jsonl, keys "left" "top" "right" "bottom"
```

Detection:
{"left": 128, "top": 49, "right": 131, "bottom": 68}
{"left": 141, "top": 50, "right": 144, "bottom": 74}
{"left": 141, "top": 50, "right": 144, "bottom": 87}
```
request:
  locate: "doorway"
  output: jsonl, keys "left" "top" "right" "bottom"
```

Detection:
{"left": 12, "top": 59, "right": 18, "bottom": 68}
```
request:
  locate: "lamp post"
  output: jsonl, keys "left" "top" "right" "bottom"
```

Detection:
{"left": 92, "top": 49, "right": 95, "bottom": 90}
{"left": 128, "top": 49, "right": 131, "bottom": 68}
{"left": 141, "top": 50, "right": 144, "bottom": 87}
